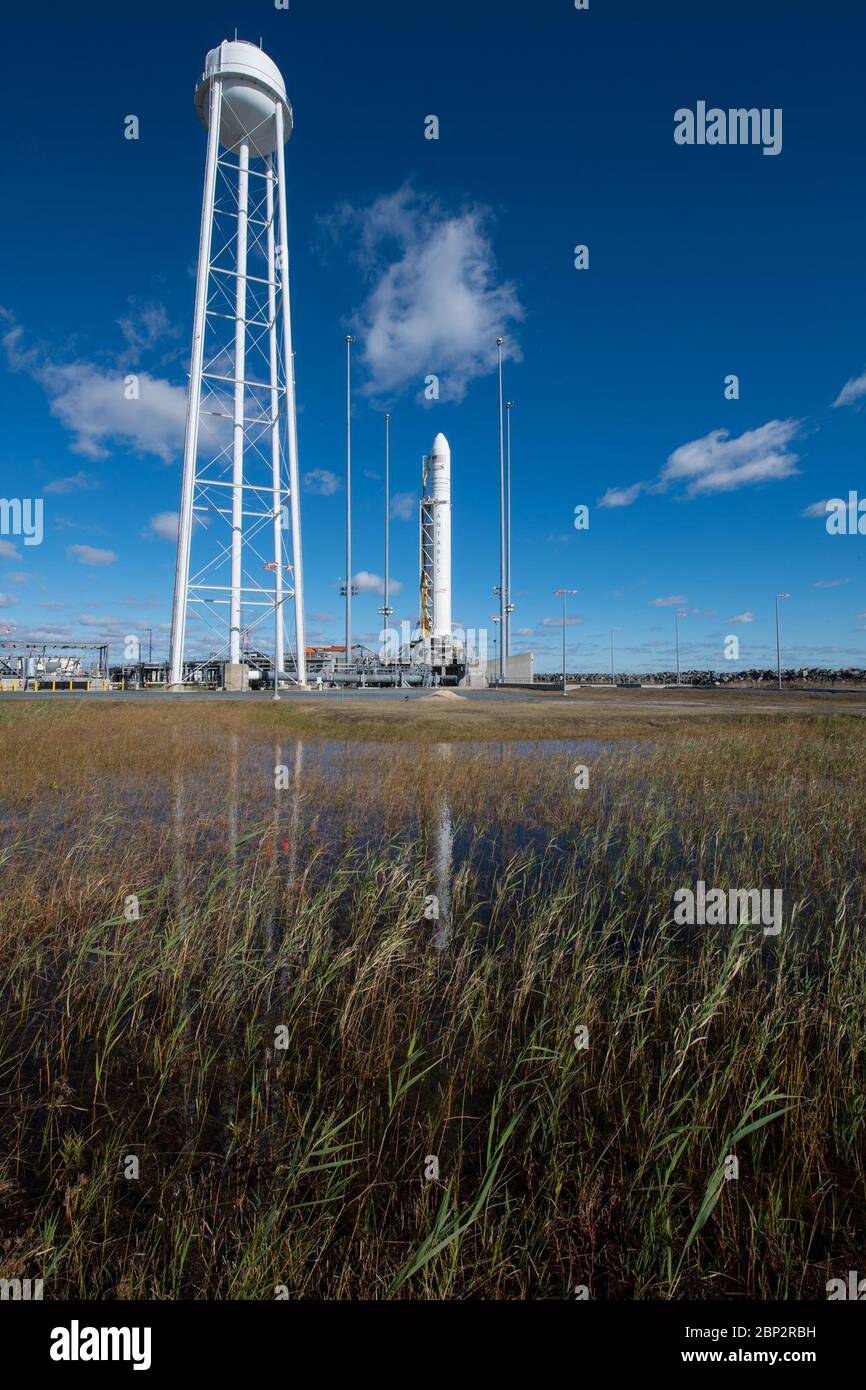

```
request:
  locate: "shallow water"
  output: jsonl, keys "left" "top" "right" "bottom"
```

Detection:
{"left": 1, "top": 733, "right": 651, "bottom": 951}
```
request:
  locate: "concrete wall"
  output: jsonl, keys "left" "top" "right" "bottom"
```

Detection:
{"left": 486, "top": 651, "right": 534, "bottom": 683}
{"left": 223, "top": 663, "right": 250, "bottom": 692}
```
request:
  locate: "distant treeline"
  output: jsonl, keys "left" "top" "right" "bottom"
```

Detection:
{"left": 534, "top": 668, "right": 866, "bottom": 686}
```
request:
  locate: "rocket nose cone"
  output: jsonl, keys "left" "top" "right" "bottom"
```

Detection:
{"left": 432, "top": 432, "right": 450, "bottom": 452}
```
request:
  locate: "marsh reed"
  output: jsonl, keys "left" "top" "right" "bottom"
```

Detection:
{"left": 0, "top": 701, "right": 863, "bottom": 1298}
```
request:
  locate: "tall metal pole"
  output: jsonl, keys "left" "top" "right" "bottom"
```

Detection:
{"left": 228, "top": 141, "right": 250, "bottom": 668}
{"left": 345, "top": 335, "right": 353, "bottom": 671}
{"left": 775, "top": 594, "right": 789, "bottom": 690}
{"left": 384, "top": 412, "right": 390, "bottom": 624}
{"left": 505, "top": 399, "right": 513, "bottom": 667}
{"left": 380, "top": 412, "right": 393, "bottom": 660}
{"left": 554, "top": 588, "right": 577, "bottom": 694}
{"left": 675, "top": 611, "right": 681, "bottom": 686}
{"left": 496, "top": 338, "right": 506, "bottom": 682}
{"left": 610, "top": 628, "right": 614, "bottom": 685}
{"left": 274, "top": 101, "right": 306, "bottom": 686}
{"left": 266, "top": 156, "right": 285, "bottom": 696}
{"left": 490, "top": 614, "right": 500, "bottom": 675}
{"left": 169, "top": 78, "right": 222, "bottom": 686}
{"left": 561, "top": 589, "right": 569, "bottom": 692}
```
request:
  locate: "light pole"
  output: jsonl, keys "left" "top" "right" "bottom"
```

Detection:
{"left": 490, "top": 614, "right": 500, "bottom": 674}
{"left": 141, "top": 627, "right": 153, "bottom": 691}
{"left": 675, "top": 609, "right": 687, "bottom": 685}
{"left": 345, "top": 335, "right": 353, "bottom": 672}
{"left": 553, "top": 588, "right": 578, "bottom": 694}
{"left": 340, "top": 578, "right": 359, "bottom": 667}
{"left": 379, "top": 413, "right": 393, "bottom": 659}
{"left": 776, "top": 593, "right": 790, "bottom": 690}
{"left": 496, "top": 337, "right": 506, "bottom": 683}
{"left": 505, "top": 399, "right": 514, "bottom": 667}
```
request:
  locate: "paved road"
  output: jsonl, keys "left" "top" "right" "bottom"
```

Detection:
{"left": 5, "top": 686, "right": 866, "bottom": 715}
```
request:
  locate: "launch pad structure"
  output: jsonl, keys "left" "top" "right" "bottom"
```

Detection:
{"left": 0, "top": 641, "right": 110, "bottom": 691}
{"left": 417, "top": 431, "right": 456, "bottom": 674}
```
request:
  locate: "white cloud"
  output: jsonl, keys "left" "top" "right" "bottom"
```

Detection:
{"left": 598, "top": 482, "right": 645, "bottom": 508}
{"left": 389, "top": 492, "right": 416, "bottom": 521}
{"left": 67, "top": 544, "right": 117, "bottom": 566}
{"left": 651, "top": 595, "right": 688, "bottom": 607}
{"left": 2, "top": 313, "right": 189, "bottom": 463}
{"left": 600, "top": 420, "right": 804, "bottom": 508}
{"left": 832, "top": 368, "right": 866, "bottom": 408}
{"left": 660, "top": 420, "right": 802, "bottom": 496}
{"left": 322, "top": 186, "right": 524, "bottom": 403}
{"left": 303, "top": 469, "right": 341, "bottom": 496}
{"left": 78, "top": 613, "right": 124, "bottom": 627}
{"left": 814, "top": 578, "right": 849, "bottom": 589}
{"left": 801, "top": 499, "right": 830, "bottom": 518}
{"left": 146, "top": 512, "right": 179, "bottom": 541}
{"left": 727, "top": 612, "right": 754, "bottom": 624}
{"left": 47, "top": 366, "right": 187, "bottom": 462}
{"left": 0, "top": 593, "right": 17, "bottom": 608}
{"left": 14, "top": 626, "right": 71, "bottom": 642}
{"left": 0, "top": 541, "right": 20, "bottom": 560}
{"left": 352, "top": 570, "right": 403, "bottom": 596}
{"left": 117, "top": 301, "right": 179, "bottom": 356}
{"left": 542, "top": 615, "right": 583, "bottom": 626}
{"left": 44, "top": 471, "right": 100, "bottom": 495}
{"left": 6, "top": 572, "right": 28, "bottom": 584}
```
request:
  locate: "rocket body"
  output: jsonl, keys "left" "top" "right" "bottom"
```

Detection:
{"left": 429, "top": 433, "right": 452, "bottom": 643}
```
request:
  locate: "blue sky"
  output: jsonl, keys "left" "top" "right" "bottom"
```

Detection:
{"left": 2, "top": 0, "right": 866, "bottom": 672}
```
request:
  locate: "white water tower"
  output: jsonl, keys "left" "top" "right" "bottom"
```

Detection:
{"left": 169, "top": 40, "right": 307, "bottom": 688}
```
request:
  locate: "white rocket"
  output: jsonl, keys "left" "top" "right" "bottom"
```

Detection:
{"left": 420, "top": 432, "right": 452, "bottom": 647}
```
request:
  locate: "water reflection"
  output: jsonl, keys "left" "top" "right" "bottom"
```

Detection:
{"left": 431, "top": 742, "right": 453, "bottom": 954}
{"left": 285, "top": 739, "right": 304, "bottom": 893}
{"left": 172, "top": 759, "right": 185, "bottom": 914}
{"left": 228, "top": 731, "right": 239, "bottom": 864}
{"left": 157, "top": 735, "right": 640, "bottom": 967}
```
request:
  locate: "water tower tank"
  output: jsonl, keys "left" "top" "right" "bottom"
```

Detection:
{"left": 195, "top": 39, "right": 293, "bottom": 157}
